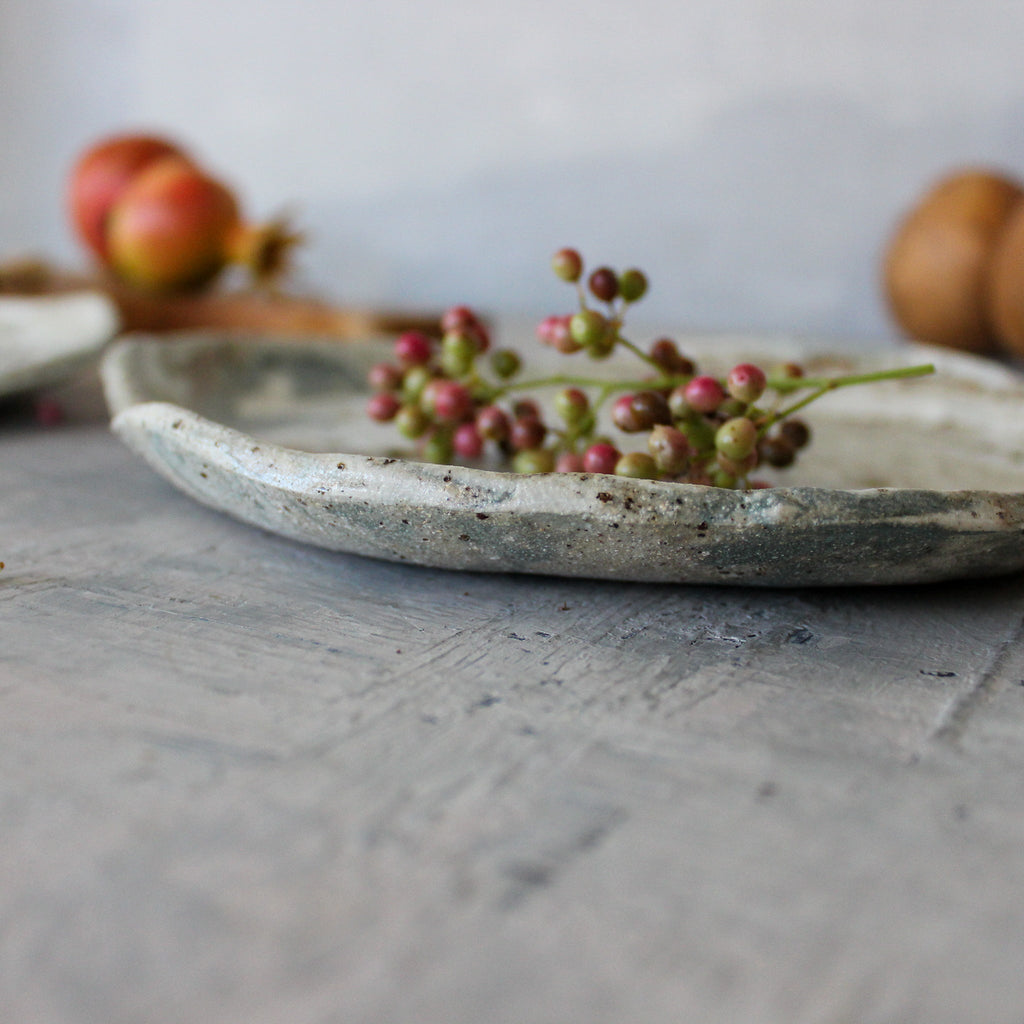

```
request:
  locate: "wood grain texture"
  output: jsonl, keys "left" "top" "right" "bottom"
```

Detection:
{"left": 4, "top": 374, "right": 1024, "bottom": 1023}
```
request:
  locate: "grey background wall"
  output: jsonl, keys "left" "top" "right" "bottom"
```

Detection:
{"left": 3, "top": 0, "right": 1022, "bottom": 341}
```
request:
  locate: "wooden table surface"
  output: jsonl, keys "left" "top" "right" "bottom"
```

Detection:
{"left": 3, "top": 366, "right": 1024, "bottom": 1024}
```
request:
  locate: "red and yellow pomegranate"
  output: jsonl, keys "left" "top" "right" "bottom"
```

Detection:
{"left": 67, "top": 133, "right": 187, "bottom": 261}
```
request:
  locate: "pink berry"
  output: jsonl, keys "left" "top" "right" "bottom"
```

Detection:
{"left": 582, "top": 443, "right": 621, "bottom": 475}
{"left": 612, "top": 393, "right": 643, "bottom": 432}
{"left": 452, "top": 421, "right": 484, "bottom": 459}
{"left": 475, "top": 405, "right": 510, "bottom": 442}
{"left": 726, "top": 363, "right": 767, "bottom": 404}
{"left": 683, "top": 375, "right": 726, "bottom": 414}
{"left": 513, "top": 398, "right": 541, "bottom": 420}
{"left": 33, "top": 397, "right": 64, "bottom": 426}
{"left": 536, "top": 314, "right": 581, "bottom": 354}
{"left": 368, "top": 361, "right": 404, "bottom": 392}
{"left": 468, "top": 321, "right": 491, "bottom": 353}
{"left": 555, "top": 452, "right": 586, "bottom": 473}
{"left": 431, "top": 381, "right": 474, "bottom": 423}
{"left": 440, "top": 305, "right": 488, "bottom": 349}
{"left": 394, "top": 331, "right": 433, "bottom": 366}
{"left": 367, "top": 391, "right": 401, "bottom": 422}
{"left": 440, "top": 305, "right": 479, "bottom": 333}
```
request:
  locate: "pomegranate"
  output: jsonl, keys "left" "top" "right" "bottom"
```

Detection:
{"left": 67, "top": 133, "right": 187, "bottom": 261}
{"left": 104, "top": 155, "right": 296, "bottom": 293}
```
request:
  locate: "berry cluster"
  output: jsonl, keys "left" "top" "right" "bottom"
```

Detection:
{"left": 367, "top": 248, "right": 934, "bottom": 488}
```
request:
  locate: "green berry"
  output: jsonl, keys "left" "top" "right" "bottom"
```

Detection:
{"left": 402, "top": 364, "right": 433, "bottom": 401}
{"left": 422, "top": 430, "right": 454, "bottom": 464}
{"left": 715, "top": 417, "right": 757, "bottom": 460}
{"left": 440, "top": 330, "right": 478, "bottom": 376}
{"left": 618, "top": 268, "right": 648, "bottom": 303}
{"left": 513, "top": 448, "right": 556, "bottom": 474}
{"left": 716, "top": 449, "right": 758, "bottom": 476}
{"left": 648, "top": 425, "right": 690, "bottom": 474}
{"left": 551, "top": 248, "right": 583, "bottom": 282}
{"left": 554, "top": 387, "right": 590, "bottom": 425}
{"left": 490, "top": 348, "right": 521, "bottom": 379}
{"left": 569, "top": 309, "right": 609, "bottom": 349}
{"left": 395, "top": 404, "right": 431, "bottom": 439}
{"left": 679, "top": 416, "right": 717, "bottom": 454}
{"left": 614, "top": 451, "right": 659, "bottom": 479}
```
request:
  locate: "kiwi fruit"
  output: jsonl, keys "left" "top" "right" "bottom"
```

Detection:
{"left": 883, "top": 169, "right": 1024, "bottom": 354}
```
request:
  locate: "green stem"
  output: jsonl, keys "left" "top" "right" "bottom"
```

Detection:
{"left": 615, "top": 334, "right": 663, "bottom": 370}
{"left": 767, "top": 362, "right": 935, "bottom": 394}
{"left": 759, "top": 363, "right": 934, "bottom": 433}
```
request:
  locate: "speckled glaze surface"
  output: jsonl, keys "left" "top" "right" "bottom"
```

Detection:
{"left": 102, "top": 331, "right": 1024, "bottom": 586}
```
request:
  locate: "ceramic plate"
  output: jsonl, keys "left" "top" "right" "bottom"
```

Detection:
{"left": 101, "top": 330, "right": 1024, "bottom": 586}
{"left": 0, "top": 291, "right": 119, "bottom": 398}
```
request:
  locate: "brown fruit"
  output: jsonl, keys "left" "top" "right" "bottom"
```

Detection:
{"left": 985, "top": 202, "right": 1024, "bottom": 357}
{"left": 883, "top": 169, "right": 1024, "bottom": 353}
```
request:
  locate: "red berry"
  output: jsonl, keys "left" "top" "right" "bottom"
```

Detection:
{"left": 452, "top": 421, "right": 484, "bottom": 459}
{"left": 394, "top": 331, "right": 433, "bottom": 366}
{"left": 367, "top": 391, "right": 401, "bottom": 422}
{"left": 779, "top": 418, "right": 811, "bottom": 449}
{"left": 588, "top": 266, "right": 619, "bottom": 302}
{"left": 759, "top": 435, "right": 796, "bottom": 468}
{"left": 509, "top": 415, "right": 547, "bottom": 451}
{"left": 630, "top": 390, "right": 672, "bottom": 428}
{"left": 582, "top": 443, "right": 621, "bottom": 475}
{"left": 512, "top": 398, "right": 541, "bottom": 420}
{"left": 683, "top": 375, "right": 726, "bottom": 414}
{"left": 649, "top": 338, "right": 694, "bottom": 375}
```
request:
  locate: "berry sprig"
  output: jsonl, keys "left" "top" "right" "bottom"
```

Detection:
{"left": 366, "top": 248, "right": 935, "bottom": 488}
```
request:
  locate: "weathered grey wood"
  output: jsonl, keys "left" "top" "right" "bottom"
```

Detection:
{"left": 3, "top": 370, "right": 1024, "bottom": 1024}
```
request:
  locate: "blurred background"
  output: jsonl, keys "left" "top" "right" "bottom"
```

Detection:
{"left": 3, "top": 0, "right": 1023, "bottom": 341}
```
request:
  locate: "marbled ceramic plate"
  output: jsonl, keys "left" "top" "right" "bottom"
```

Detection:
{"left": 101, "top": 330, "right": 1024, "bottom": 586}
{"left": 0, "top": 291, "right": 119, "bottom": 398}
